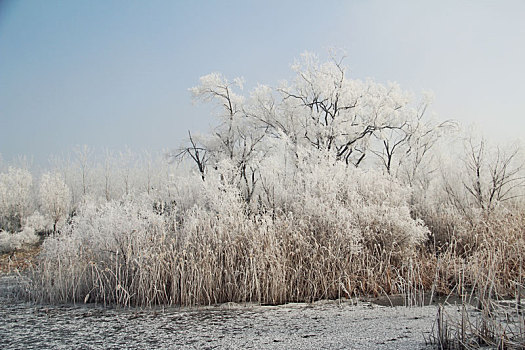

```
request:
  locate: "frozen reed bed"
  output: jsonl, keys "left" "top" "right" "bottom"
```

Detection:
{"left": 429, "top": 284, "right": 525, "bottom": 349}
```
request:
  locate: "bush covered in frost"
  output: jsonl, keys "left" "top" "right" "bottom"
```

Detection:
{"left": 0, "top": 167, "right": 33, "bottom": 233}
{"left": 0, "top": 227, "right": 40, "bottom": 254}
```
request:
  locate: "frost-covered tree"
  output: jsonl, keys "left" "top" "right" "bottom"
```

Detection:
{"left": 179, "top": 52, "right": 449, "bottom": 204}
{"left": 102, "top": 149, "right": 114, "bottom": 201}
{"left": 74, "top": 145, "right": 93, "bottom": 196}
{"left": 367, "top": 91, "right": 456, "bottom": 181}
{"left": 39, "top": 172, "right": 71, "bottom": 233}
{"left": 269, "top": 52, "right": 432, "bottom": 168}
{"left": 117, "top": 147, "right": 139, "bottom": 197}
{"left": 443, "top": 137, "right": 525, "bottom": 214}
{"left": 176, "top": 73, "right": 266, "bottom": 202}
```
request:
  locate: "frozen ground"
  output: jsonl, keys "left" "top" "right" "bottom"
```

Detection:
{"left": 0, "top": 276, "right": 448, "bottom": 350}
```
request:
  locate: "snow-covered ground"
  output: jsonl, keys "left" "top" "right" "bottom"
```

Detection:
{"left": 0, "top": 276, "right": 452, "bottom": 350}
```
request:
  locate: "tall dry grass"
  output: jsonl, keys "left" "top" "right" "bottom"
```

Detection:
{"left": 429, "top": 282, "right": 525, "bottom": 349}
{"left": 26, "top": 205, "right": 525, "bottom": 310}
{"left": 424, "top": 207, "right": 525, "bottom": 349}
{"left": 30, "top": 203, "right": 428, "bottom": 306}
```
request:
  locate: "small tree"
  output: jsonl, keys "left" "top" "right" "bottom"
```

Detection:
{"left": 177, "top": 73, "right": 266, "bottom": 203}
{"left": 102, "top": 149, "right": 114, "bottom": 201}
{"left": 74, "top": 145, "right": 93, "bottom": 196}
{"left": 462, "top": 138, "right": 524, "bottom": 212}
{"left": 117, "top": 147, "right": 138, "bottom": 197}
{"left": 40, "top": 172, "right": 72, "bottom": 233}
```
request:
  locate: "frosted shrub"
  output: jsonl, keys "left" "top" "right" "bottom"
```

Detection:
{"left": 25, "top": 211, "right": 50, "bottom": 234}
{"left": 260, "top": 150, "right": 428, "bottom": 258}
{"left": 0, "top": 227, "right": 39, "bottom": 254}
{"left": 0, "top": 167, "right": 33, "bottom": 232}
{"left": 35, "top": 195, "right": 171, "bottom": 305}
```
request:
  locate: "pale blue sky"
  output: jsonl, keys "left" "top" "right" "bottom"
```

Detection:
{"left": 1, "top": 0, "right": 524, "bottom": 164}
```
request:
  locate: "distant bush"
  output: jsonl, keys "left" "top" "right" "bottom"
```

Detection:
{"left": 0, "top": 227, "right": 40, "bottom": 254}
{"left": 0, "top": 167, "right": 33, "bottom": 233}
{"left": 24, "top": 211, "right": 50, "bottom": 235}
